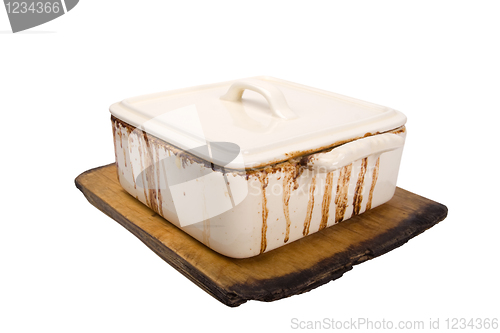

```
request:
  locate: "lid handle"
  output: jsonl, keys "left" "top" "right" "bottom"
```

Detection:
{"left": 220, "top": 80, "right": 298, "bottom": 120}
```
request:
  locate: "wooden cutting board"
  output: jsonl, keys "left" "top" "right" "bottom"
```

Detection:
{"left": 75, "top": 163, "right": 447, "bottom": 307}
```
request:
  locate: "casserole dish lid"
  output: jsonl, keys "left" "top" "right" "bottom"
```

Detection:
{"left": 110, "top": 76, "right": 406, "bottom": 170}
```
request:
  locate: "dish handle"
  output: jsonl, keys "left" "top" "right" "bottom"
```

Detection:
{"left": 309, "top": 132, "right": 405, "bottom": 173}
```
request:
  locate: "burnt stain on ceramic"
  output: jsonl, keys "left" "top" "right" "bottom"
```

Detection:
{"left": 275, "top": 126, "right": 405, "bottom": 171}
{"left": 282, "top": 164, "right": 300, "bottom": 243}
{"left": 259, "top": 172, "right": 269, "bottom": 254}
{"left": 155, "top": 147, "right": 164, "bottom": 217}
{"left": 112, "top": 121, "right": 124, "bottom": 180}
{"left": 318, "top": 172, "right": 335, "bottom": 231}
{"left": 111, "top": 116, "right": 404, "bottom": 255}
{"left": 135, "top": 131, "right": 156, "bottom": 213}
{"left": 112, "top": 115, "right": 404, "bottom": 176}
{"left": 142, "top": 134, "right": 156, "bottom": 212}
{"left": 117, "top": 125, "right": 122, "bottom": 148}
{"left": 302, "top": 175, "right": 316, "bottom": 236}
{"left": 334, "top": 164, "right": 353, "bottom": 224}
{"left": 282, "top": 177, "right": 292, "bottom": 243}
{"left": 112, "top": 117, "right": 171, "bottom": 217}
{"left": 114, "top": 121, "right": 128, "bottom": 168}
{"left": 137, "top": 146, "right": 149, "bottom": 207}
{"left": 391, "top": 126, "right": 406, "bottom": 135}
{"left": 111, "top": 120, "right": 120, "bottom": 180}
{"left": 113, "top": 116, "right": 243, "bottom": 177}
{"left": 122, "top": 132, "right": 127, "bottom": 168}
{"left": 366, "top": 157, "right": 380, "bottom": 211}
{"left": 352, "top": 158, "right": 368, "bottom": 216}
{"left": 112, "top": 116, "right": 207, "bottom": 172}
{"left": 129, "top": 142, "right": 137, "bottom": 190}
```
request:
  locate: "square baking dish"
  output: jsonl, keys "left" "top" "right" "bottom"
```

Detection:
{"left": 110, "top": 76, "right": 406, "bottom": 258}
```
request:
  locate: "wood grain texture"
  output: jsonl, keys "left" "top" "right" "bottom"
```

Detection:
{"left": 75, "top": 164, "right": 448, "bottom": 307}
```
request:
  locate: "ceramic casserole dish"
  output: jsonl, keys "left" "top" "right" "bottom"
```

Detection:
{"left": 110, "top": 76, "right": 407, "bottom": 258}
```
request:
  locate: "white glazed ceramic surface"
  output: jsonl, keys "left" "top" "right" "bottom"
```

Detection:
{"left": 110, "top": 76, "right": 406, "bottom": 170}
{"left": 110, "top": 77, "right": 407, "bottom": 258}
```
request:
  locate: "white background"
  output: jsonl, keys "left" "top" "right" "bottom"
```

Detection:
{"left": 1, "top": 1, "right": 499, "bottom": 332}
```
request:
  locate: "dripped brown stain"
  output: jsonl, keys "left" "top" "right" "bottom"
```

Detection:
{"left": 115, "top": 124, "right": 126, "bottom": 166}
{"left": 123, "top": 145, "right": 127, "bottom": 167}
{"left": 334, "top": 164, "right": 352, "bottom": 223}
{"left": 302, "top": 175, "right": 316, "bottom": 236}
{"left": 117, "top": 125, "right": 123, "bottom": 149}
{"left": 111, "top": 119, "right": 117, "bottom": 145}
{"left": 111, "top": 120, "right": 120, "bottom": 180}
{"left": 180, "top": 154, "right": 191, "bottom": 169}
{"left": 112, "top": 117, "right": 167, "bottom": 210}
{"left": 145, "top": 134, "right": 161, "bottom": 215}
{"left": 259, "top": 173, "right": 269, "bottom": 254}
{"left": 136, "top": 133, "right": 153, "bottom": 212}
{"left": 282, "top": 166, "right": 295, "bottom": 243}
{"left": 112, "top": 120, "right": 136, "bottom": 187}
{"left": 352, "top": 158, "right": 368, "bottom": 216}
{"left": 318, "top": 172, "right": 335, "bottom": 230}
{"left": 366, "top": 157, "right": 380, "bottom": 211}
{"left": 282, "top": 187, "right": 291, "bottom": 242}
{"left": 155, "top": 147, "right": 164, "bottom": 216}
